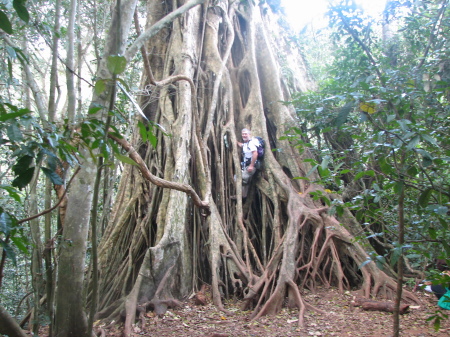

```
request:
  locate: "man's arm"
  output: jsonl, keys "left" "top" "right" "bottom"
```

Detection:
{"left": 247, "top": 150, "right": 258, "bottom": 172}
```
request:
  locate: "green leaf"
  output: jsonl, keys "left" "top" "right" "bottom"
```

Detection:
{"left": 321, "top": 155, "right": 330, "bottom": 171}
{"left": 377, "top": 157, "right": 391, "bottom": 175}
{"left": 417, "top": 149, "right": 433, "bottom": 167}
{"left": 94, "top": 79, "right": 107, "bottom": 95}
{"left": 393, "top": 181, "right": 404, "bottom": 195}
{"left": 12, "top": 155, "right": 33, "bottom": 175}
{"left": 418, "top": 188, "right": 433, "bottom": 208}
{"left": 147, "top": 127, "right": 158, "bottom": 149}
{"left": 333, "top": 102, "right": 353, "bottom": 127}
{"left": 107, "top": 55, "right": 127, "bottom": 75}
{"left": 406, "top": 135, "right": 420, "bottom": 150}
{"left": 428, "top": 227, "right": 437, "bottom": 240}
{"left": 46, "top": 155, "right": 59, "bottom": 172}
{"left": 0, "top": 240, "right": 16, "bottom": 265}
{"left": 0, "top": 10, "right": 13, "bottom": 34}
{"left": 0, "top": 211, "right": 13, "bottom": 235}
{"left": 421, "top": 134, "right": 438, "bottom": 146}
{"left": 41, "top": 167, "right": 64, "bottom": 185}
{"left": 438, "top": 217, "right": 448, "bottom": 231}
{"left": 0, "top": 108, "right": 31, "bottom": 122}
{"left": 12, "top": 167, "right": 35, "bottom": 189}
{"left": 138, "top": 121, "right": 148, "bottom": 142}
{"left": 0, "top": 185, "right": 21, "bottom": 202}
{"left": 7, "top": 122, "right": 23, "bottom": 142}
{"left": 306, "top": 164, "right": 319, "bottom": 177}
{"left": 13, "top": 0, "right": 29, "bottom": 23}
{"left": 386, "top": 114, "right": 396, "bottom": 123}
{"left": 88, "top": 104, "right": 103, "bottom": 115}
{"left": 359, "top": 258, "right": 372, "bottom": 269}
{"left": 10, "top": 235, "right": 28, "bottom": 254}
{"left": 115, "top": 153, "right": 138, "bottom": 166}
{"left": 354, "top": 170, "right": 374, "bottom": 180}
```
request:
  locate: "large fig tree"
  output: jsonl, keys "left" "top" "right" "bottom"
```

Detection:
{"left": 94, "top": 0, "right": 418, "bottom": 333}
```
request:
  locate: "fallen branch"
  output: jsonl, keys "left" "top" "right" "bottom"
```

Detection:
{"left": 352, "top": 297, "right": 409, "bottom": 314}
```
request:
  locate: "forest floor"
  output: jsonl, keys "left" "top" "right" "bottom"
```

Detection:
{"left": 93, "top": 286, "right": 450, "bottom": 337}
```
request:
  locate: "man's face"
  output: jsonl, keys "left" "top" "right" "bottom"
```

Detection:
{"left": 242, "top": 131, "right": 250, "bottom": 142}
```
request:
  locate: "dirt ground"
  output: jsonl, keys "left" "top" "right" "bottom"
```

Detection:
{"left": 91, "top": 286, "right": 450, "bottom": 337}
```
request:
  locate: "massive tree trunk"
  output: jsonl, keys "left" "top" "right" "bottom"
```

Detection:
{"left": 95, "top": 0, "right": 418, "bottom": 333}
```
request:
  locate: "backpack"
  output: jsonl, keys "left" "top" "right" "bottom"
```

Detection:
{"left": 254, "top": 136, "right": 265, "bottom": 159}
{"left": 438, "top": 288, "right": 450, "bottom": 310}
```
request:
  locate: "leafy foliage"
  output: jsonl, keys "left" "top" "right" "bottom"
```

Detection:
{"left": 290, "top": 0, "right": 450, "bottom": 272}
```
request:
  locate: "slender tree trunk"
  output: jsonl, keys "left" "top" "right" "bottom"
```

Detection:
{"left": 66, "top": 0, "right": 77, "bottom": 124}
{"left": 52, "top": 0, "right": 141, "bottom": 335}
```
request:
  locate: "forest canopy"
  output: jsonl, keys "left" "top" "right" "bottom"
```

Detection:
{"left": 0, "top": 0, "right": 449, "bottom": 336}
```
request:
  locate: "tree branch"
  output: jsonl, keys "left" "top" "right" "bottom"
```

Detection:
{"left": 17, "top": 167, "right": 81, "bottom": 224}
{"left": 108, "top": 131, "right": 209, "bottom": 209}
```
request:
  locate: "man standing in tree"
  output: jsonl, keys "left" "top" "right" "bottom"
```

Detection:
{"left": 237, "top": 128, "right": 260, "bottom": 198}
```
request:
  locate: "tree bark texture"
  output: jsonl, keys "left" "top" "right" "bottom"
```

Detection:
{"left": 94, "top": 0, "right": 418, "bottom": 333}
{"left": 0, "top": 305, "right": 28, "bottom": 337}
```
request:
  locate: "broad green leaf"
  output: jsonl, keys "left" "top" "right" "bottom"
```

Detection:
{"left": 0, "top": 10, "right": 13, "bottom": 34}
{"left": 386, "top": 114, "right": 396, "bottom": 123}
{"left": 0, "top": 240, "right": 16, "bottom": 265}
{"left": 318, "top": 166, "right": 330, "bottom": 178}
{"left": 10, "top": 235, "right": 28, "bottom": 254}
{"left": 115, "top": 153, "right": 138, "bottom": 166}
{"left": 41, "top": 167, "right": 64, "bottom": 185}
{"left": 6, "top": 45, "right": 16, "bottom": 59}
{"left": 7, "top": 122, "right": 23, "bottom": 142}
{"left": 378, "top": 157, "right": 394, "bottom": 174}
{"left": 334, "top": 102, "right": 353, "bottom": 127}
{"left": 438, "top": 217, "right": 448, "bottom": 231}
{"left": 0, "top": 185, "right": 21, "bottom": 202}
{"left": 100, "top": 142, "right": 111, "bottom": 159}
{"left": 0, "top": 108, "right": 31, "bottom": 122}
{"left": 421, "top": 134, "right": 438, "bottom": 146}
{"left": 293, "top": 176, "right": 310, "bottom": 180}
{"left": 46, "top": 155, "right": 59, "bottom": 171}
{"left": 94, "top": 79, "right": 107, "bottom": 95}
{"left": 359, "top": 259, "right": 372, "bottom": 269}
{"left": 138, "top": 121, "right": 148, "bottom": 142}
{"left": 321, "top": 155, "right": 330, "bottom": 171}
{"left": 418, "top": 188, "right": 433, "bottom": 208}
{"left": 406, "top": 135, "right": 420, "bottom": 150}
{"left": 12, "top": 167, "right": 35, "bottom": 189}
{"left": 406, "top": 165, "right": 418, "bottom": 176}
{"left": 107, "top": 55, "right": 127, "bottom": 75}
{"left": 0, "top": 212, "right": 13, "bottom": 235}
{"left": 428, "top": 227, "right": 437, "bottom": 240}
{"left": 12, "top": 155, "right": 33, "bottom": 175}
{"left": 306, "top": 164, "right": 319, "bottom": 177}
{"left": 390, "top": 247, "right": 401, "bottom": 267}
{"left": 417, "top": 149, "right": 433, "bottom": 167}
{"left": 88, "top": 104, "right": 103, "bottom": 115}
{"left": 13, "top": 0, "right": 29, "bottom": 23}
{"left": 354, "top": 170, "right": 374, "bottom": 180}
{"left": 393, "top": 181, "right": 404, "bottom": 195}
{"left": 147, "top": 128, "right": 158, "bottom": 149}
